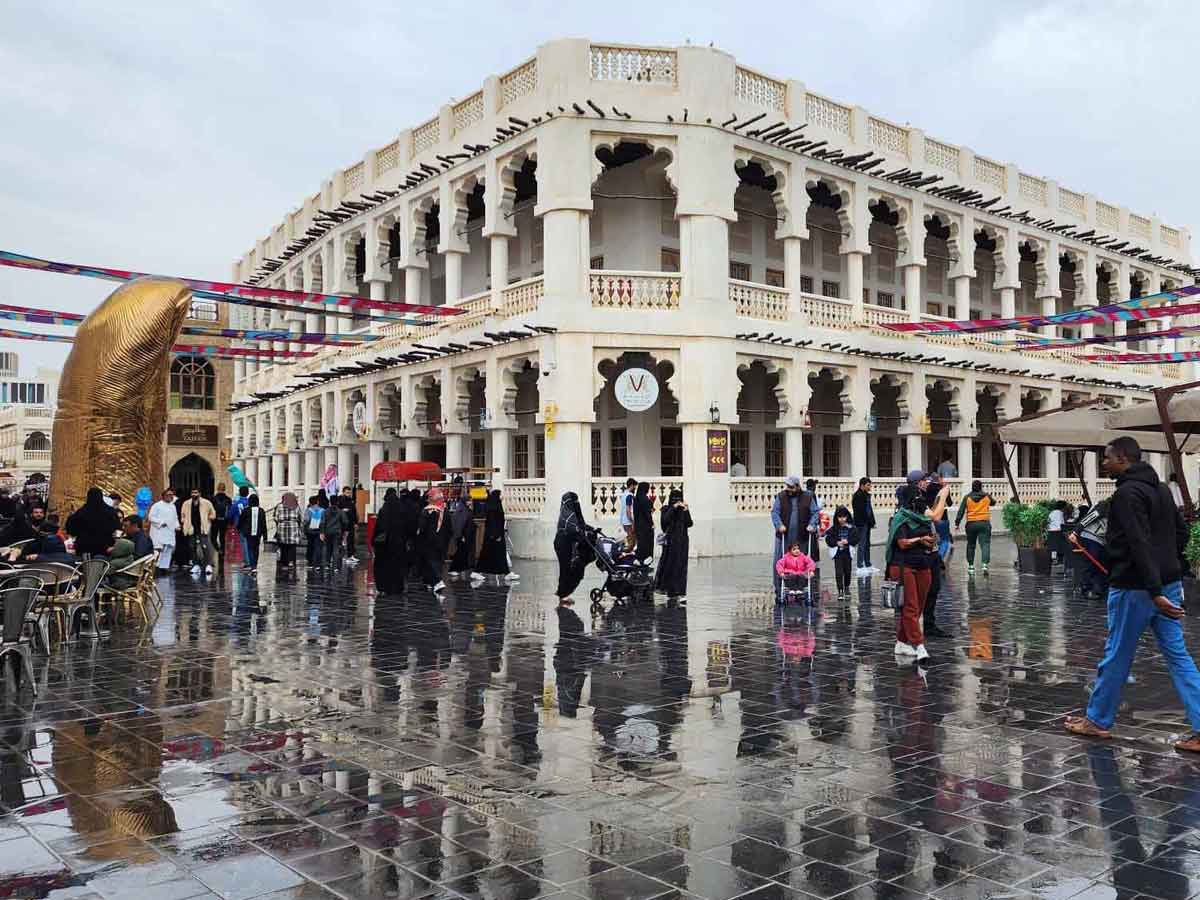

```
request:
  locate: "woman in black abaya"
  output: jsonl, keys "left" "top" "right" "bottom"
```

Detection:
{"left": 654, "top": 489, "right": 693, "bottom": 599}
{"left": 632, "top": 481, "right": 654, "bottom": 563}
{"left": 475, "top": 490, "right": 510, "bottom": 577}
{"left": 553, "top": 492, "right": 593, "bottom": 599}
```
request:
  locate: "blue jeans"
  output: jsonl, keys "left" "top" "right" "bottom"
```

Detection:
{"left": 239, "top": 533, "right": 249, "bottom": 564}
{"left": 1086, "top": 582, "right": 1200, "bottom": 730}
{"left": 856, "top": 527, "right": 872, "bottom": 567}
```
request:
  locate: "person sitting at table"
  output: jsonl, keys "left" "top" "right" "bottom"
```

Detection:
{"left": 122, "top": 515, "right": 155, "bottom": 558}
{"left": 17, "top": 522, "right": 75, "bottom": 564}
{"left": 104, "top": 535, "right": 140, "bottom": 590}
{"left": 0, "top": 504, "right": 42, "bottom": 547}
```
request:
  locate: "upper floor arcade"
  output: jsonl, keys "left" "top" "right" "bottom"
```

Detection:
{"left": 229, "top": 40, "right": 1195, "bottom": 394}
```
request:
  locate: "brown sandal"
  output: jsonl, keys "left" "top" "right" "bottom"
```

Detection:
{"left": 1064, "top": 716, "right": 1113, "bottom": 739}
{"left": 1174, "top": 733, "right": 1200, "bottom": 753}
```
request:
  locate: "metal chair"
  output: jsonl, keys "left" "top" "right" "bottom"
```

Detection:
{"left": 97, "top": 554, "right": 158, "bottom": 625}
{"left": 62, "top": 559, "right": 111, "bottom": 639}
{"left": 0, "top": 580, "right": 45, "bottom": 694}
{"left": 20, "top": 563, "right": 81, "bottom": 645}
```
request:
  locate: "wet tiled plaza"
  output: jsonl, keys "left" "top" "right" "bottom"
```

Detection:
{"left": 4, "top": 543, "right": 1200, "bottom": 900}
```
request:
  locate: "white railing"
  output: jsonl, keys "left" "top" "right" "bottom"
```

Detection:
{"left": 411, "top": 118, "right": 439, "bottom": 156}
{"left": 806, "top": 94, "right": 851, "bottom": 136}
{"left": 735, "top": 66, "right": 785, "bottom": 110}
{"left": 452, "top": 92, "right": 483, "bottom": 133}
{"left": 974, "top": 156, "right": 1006, "bottom": 191}
{"left": 1058, "top": 481, "right": 1085, "bottom": 505}
{"left": 1019, "top": 173, "right": 1047, "bottom": 206}
{"left": 589, "top": 45, "right": 676, "bottom": 84}
{"left": 730, "top": 279, "right": 789, "bottom": 321}
{"left": 1162, "top": 225, "right": 1182, "bottom": 249}
{"left": 592, "top": 477, "right": 682, "bottom": 517}
{"left": 1019, "top": 478, "right": 1051, "bottom": 502}
{"left": 800, "top": 292, "right": 855, "bottom": 328}
{"left": 22, "top": 449, "right": 50, "bottom": 463}
{"left": 375, "top": 140, "right": 399, "bottom": 175}
{"left": 981, "top": 478, "right": 1014, "bottom": 501}
{"left": 1097, "top": 202, "right": 1119, "bottom": 230}
{"left": 868, "top": 116, "right": 909, "bottom": 158}
{"left": 864, "top": 303, "right": 907, "bottom": 328}
{"left": 343, "top": 162, "right": 364, "bottom": 194}
{"left": 500, "top": 58, "right": 537, "bottom": 107}
{"left": 1130, "top": 214, "right": 1152, "bottom": 240}
{"left": 446, "top": 291, "right": 493, "bottom": 332}
{"left": 924, "top": 138, "right": 960, "bottom": 173}
{"left": 1059, "top": 188, "right": 1085, "bottom": 218}
{"left": 590, "top": 270, "right": 680, "bottom": 310}
{"left": 503, "top": 479, "right": 545, "bottom": 517}
{"left": 500, "top": 275, "right": 543, "bottom": 317}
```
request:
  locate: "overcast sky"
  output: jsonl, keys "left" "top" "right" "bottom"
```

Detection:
{"left": 1, "top": 0, "right": 1195, "bottom": 375}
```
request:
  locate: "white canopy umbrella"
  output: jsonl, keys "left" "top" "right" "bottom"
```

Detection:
{"left": 998, "top": 404, "right": 1172, "bottom": 454}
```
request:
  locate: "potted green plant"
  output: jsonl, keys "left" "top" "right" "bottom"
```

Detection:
{"left": 1003, "top": 500, "right": 1052, "bottom": 574}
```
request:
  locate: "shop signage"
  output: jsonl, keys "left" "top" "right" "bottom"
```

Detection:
{"left": 352, "top": 401, "right": 371, "bottom": 440}
{"left": 613, "top": 367, "right": 659, "bottom": 413}
{"left": 167, "top": 424, "right": 218, "bottom": 447}
{"left": 707, "top": 429, "right": 729, "bottom": 473}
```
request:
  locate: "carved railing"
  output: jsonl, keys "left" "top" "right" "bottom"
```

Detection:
{"left": 730, "top": 278, "right": 789, "bottom": 321}
{"left": 592, "top": 477, "right": 682, "bottom": 517}
{"left": 500, "top": 276, "right": 543, "bottom": 318}
{"left": 503, "top": 479, "right": 545, "bottom": 517}
{"left": 590, "top": 271, "right": 680, "bottom": 310}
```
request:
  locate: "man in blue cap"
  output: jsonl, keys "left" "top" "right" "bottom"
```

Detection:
{"left": 772, "top": 475, "right": 819, "bottom": 594}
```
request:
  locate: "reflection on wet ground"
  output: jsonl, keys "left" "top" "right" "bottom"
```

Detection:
{"left": 3, "top": 544, "right": 1200, "bottom": 898}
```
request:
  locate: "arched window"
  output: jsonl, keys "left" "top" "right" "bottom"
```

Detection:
{"left": 23, "top": 431, "right": 49, "bottom": 451}
{"left": 170, "top": 356, "right": 215, "bottom": 410}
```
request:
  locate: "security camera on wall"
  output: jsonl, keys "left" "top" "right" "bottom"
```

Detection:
{"left": 541, "top": 361, "right": 557, "bottom": 377}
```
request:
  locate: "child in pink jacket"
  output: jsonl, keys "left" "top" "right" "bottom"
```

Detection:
{"left": 775, "top": 542, "right": 817, "bottom": 579}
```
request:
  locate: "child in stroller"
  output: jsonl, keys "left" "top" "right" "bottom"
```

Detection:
{"left": 588, "top": 529, "right": 655, "bottom": 615}
{"left": 775, "top": 540, "right": 817, "bottom": 605}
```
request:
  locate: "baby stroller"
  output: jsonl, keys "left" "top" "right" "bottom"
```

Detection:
{"left": 587, "top": 529, "right": 655, "bottom": 616}
{"left": 777, "top": 534, "right": 815, "bottom": 606}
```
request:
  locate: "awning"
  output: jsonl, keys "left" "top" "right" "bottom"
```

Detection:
{"left": 997, "top": 403, "right": 1172, "bottom": 453}
{"left": 1105, "top": 391, "right": 1200, "bottom": 436}
{"left": 370, "top": 460, "right": 443, "bottom": 483}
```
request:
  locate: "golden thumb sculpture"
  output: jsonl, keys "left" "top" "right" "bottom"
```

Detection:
{"left": 50, "top": 278, "right": 193, "bottom": 514}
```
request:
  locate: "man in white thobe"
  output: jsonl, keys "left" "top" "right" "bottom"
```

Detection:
{"left": 148, "top": 487, "right": 179, "bottom": 574}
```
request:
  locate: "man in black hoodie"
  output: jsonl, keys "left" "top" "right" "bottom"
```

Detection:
{"left": 1066, "top": 437, "right": 1200, "bottom": 752}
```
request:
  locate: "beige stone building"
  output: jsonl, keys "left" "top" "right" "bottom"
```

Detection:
{"left": 164, "top": 296, "right": 233, "bottom": 496}
{"left": 227, "top": 39, "right": 1197, "bottom": 556}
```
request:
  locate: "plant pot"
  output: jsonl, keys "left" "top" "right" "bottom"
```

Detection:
{"left": 1017, "top": 547, "right": 1052, "bottom": 575}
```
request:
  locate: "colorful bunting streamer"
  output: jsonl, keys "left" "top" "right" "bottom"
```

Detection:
{"left": 884, "top": 285, "right": 1200, "bottom": 334}
{"left": 180, "top": 326, "right": 377, "bottom": 346}
{"left": 1006, "top": 322, "right": 1200, "bottom": 351}
{"left": 0, "top": 327, "right": 315, "bottom": 360}
{"left": 0, "top": 250, "right": 464, "bottom": 321}
{"left": 1082, "top": 350, "right": 1200, "bottom": 364}
{"left": 0, "top": 303, "right": 85, "bottom": 326}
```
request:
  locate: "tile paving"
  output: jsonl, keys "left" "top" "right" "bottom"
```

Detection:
{"left": 2, "top": 542, "right": 1200, "bottom": 898}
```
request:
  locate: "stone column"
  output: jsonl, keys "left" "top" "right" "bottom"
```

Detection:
{"left": 785, "top": 427, "right": 804, "bottom": 477}
{"left": 784, "top": 236, "right": 806, "bottom": 321}
{"left": 846, "top": 251, "right": 867, "bottom": 322}
{"left": 904, "top": 264, "right": 923, "bottom": 323}
{"left": 405, "top": 437, "right": 422, "bottom": 461}
{"left": 1038, "top": 294, "right": 1058, "bottom": 339}
{"left": 337, "top": 443, "right": 354, "bottom": 489}
{"left": 445, "top": 433, "right": 466, "bottom": 469}
{"left": 244, "top": 457, "right": 258, "bottom": 486}
{"left": 271, "top": 454, "right": 285, "bottom": 490}
{"left": 953, "top": 275, "right": 971, "bottom": 321}
{"left": 288, "top": 450, "right": 303, "bottom": 487}
{"left": 367, "top": 441, "right": 386, "bottom": 510}
{"left": 443, "top": 251, "right": 464, "bottom": 305}
{"left": 905, "top": 434, "right": 924, "bottom": 474}
{"left": 850, "top": 430, "right": 868, "bottom": 479}
{"left": 489, "top": 235, "right": 509, "bottom": 307}
{"left": 999, "top": 287, "right": 1017, "bottom": 320}
{"left": 1114, "top": 259, "right": 1130, "bottom": 338}
{"left": 235, "top": 359, "right": 246, "bottom": 384}
{"left": 957, "top": 437, "right": 974, "bottom": 483}
{"left": 491, "top": 428, "right": 512, "bottom": 488}
{"left": 304, "top": 449, "right": 319, "bottom": 487}
{"left": 674, "top": 128, "right": 737, "bottom": 325}
{"left": 404, "top": 266, "right": 423, "bottom": 306}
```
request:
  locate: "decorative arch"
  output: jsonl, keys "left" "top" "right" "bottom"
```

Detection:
{"left": 592, "top": 135, "right": 679, "bottom": 194}
{"left": 1019, "top": 238, "right": 1052, "bottom": 294}
{"left": 410, "top": 192, "right": 440, "bottom": 253}
{"left": 452, "top": 365, "right": 484, "bottom": 428}
{"left": 411, "top": 374, "right": 441, "bottom": 435}
{"left": 870, "top": 372, "right": 909, "bottom": 425}
{"left": 974, "top": 225, "right": 1007, "bottom": 286}
{"left": 448, "top": 171, "right": 485, "bottom": 254}
{"left": 593, "top": 349, "right": 680, "bottom": 409}
{"left": 734, "top": 154, "right": 788, "bottom": 234}
{"left": 497, "top": 144, "right": 538, "bottom": 221}
{"left": 1059, "top": 246, "right": 1086, "bottom": 296}
{"left": 867, "top": 193, "right": 911, "bottom": 258}
{"left": 23, "top": 431, "right": 49, "bottom": 452}
{"left": 307, "top": 250, "right": 324, "bottom": 293}
{"left": 926, "top": 378, "right": 962, "bottom": 429}
{"left": 496, "top": 355, "right": 538, "bottom": 427}
{"left": 806, "top": 365, "right": 853, "bottom": 427}
{"left": 805, "top": 176, "right": 852, "bottom": 241}
{"left": 736, "top": 357, "right": 789, "bottom": 420}
{"left": 374, "top": 210, "right": 402, "bottom": 270}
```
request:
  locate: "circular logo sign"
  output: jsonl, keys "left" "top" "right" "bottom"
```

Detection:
{"left": 614, "top": 367, "right": 660, "bottom": 413}
{"left": 352, "top": 402, "right": 370, "bottom": 440}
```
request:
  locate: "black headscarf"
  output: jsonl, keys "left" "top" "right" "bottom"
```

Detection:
{"left": 633, "top": 481, "right": 653, "bottom": 520}
{"left": 65, "top": 486, "right": 119, "bottom": 554}
{"left": 556, "top": 492, "right": 585, "bottom": 535}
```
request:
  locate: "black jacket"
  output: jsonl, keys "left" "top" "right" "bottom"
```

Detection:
{"left": 851, "top": 489, "right": 875, "bottom": 529}
{"left": 1105, "top": 462, "right": 1189, "bottom": 596}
